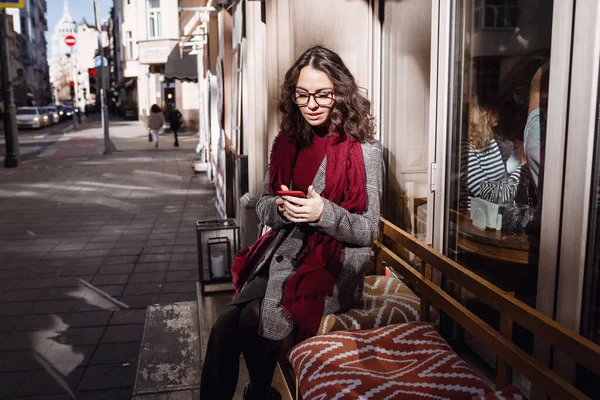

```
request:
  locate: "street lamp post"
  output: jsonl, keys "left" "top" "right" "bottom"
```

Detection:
{"left": 0, "top": 9, "right": 19, "bottom": 168}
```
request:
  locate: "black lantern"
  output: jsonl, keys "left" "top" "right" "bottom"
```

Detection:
{"left": 196, "top": 219, "right": 240, "bottom": 295}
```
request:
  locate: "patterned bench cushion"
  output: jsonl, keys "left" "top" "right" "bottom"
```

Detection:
{"left": 318, "top": 275, "right": 440, "bottom": 335}
{"left": 289, "top": 322, "right": 492, "bottom": 400}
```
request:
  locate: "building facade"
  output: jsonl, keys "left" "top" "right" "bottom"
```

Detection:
{"left": 119, "top": 0, "right": 199, "bottom": 127}
{"left": 6, "top": 0, "right": 51, "bottom": 106}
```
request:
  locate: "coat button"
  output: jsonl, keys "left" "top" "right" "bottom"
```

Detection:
{"left": 275, "top": 255, "right": 283, "bottom": 263}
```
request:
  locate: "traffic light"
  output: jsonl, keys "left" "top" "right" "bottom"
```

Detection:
{"left": 69, "top": 81, "right": 75, "bottom": 98}
{"left": 88, "top": 68, "right": 98, "bottom": 96}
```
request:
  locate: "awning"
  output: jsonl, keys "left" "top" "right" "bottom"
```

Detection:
{"left": 164, "top": 45, "right": 198, "bottom": 82}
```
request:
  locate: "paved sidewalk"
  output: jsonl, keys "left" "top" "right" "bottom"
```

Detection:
{"left": 0, "top": 149, "right": 219, "bottom": 398}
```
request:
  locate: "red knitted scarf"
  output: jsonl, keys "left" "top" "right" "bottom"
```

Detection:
{"left": 231, "top": 133, "right": 366, "bottom": 342}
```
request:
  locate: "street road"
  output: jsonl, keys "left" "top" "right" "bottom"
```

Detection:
{"left": 0, "top": 116, "right": 95, "bottom": 161}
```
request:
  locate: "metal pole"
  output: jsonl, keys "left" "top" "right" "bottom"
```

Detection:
{"left": 70, "top": 47, "right": 79, "bottom": 130}
{"left": 94, "top": 0, "right": 110, "bottom": 155}
{"left": 0, "top": 9, "right": 19, "bottom": 168}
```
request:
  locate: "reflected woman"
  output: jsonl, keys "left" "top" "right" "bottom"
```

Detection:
{"left": 199, "top": 46, "right": 384, "bottom": 400}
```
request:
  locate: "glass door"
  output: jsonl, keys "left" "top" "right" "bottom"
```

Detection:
{"left": 431, "top": 0, "right": 574, "bottom": 393}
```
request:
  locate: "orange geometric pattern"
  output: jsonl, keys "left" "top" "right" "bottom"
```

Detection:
{"left": 289, "top": 322, "right": 492, "bottom": 400}
{"left": 318, "top": 275, "right": 440, "bottom": 335}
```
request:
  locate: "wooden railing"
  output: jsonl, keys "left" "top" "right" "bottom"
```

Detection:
{"left": 372, "top": 217, "right": 600, "bottom": 400}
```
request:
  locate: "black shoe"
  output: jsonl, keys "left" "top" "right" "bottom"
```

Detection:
{"left": 243, "top": 384, "right": 282, "bottom": 400}
{"left": 174, "top": 141, "right": 179, "bottom": 147}
{"left": 155, "top": 142, "right": 158, "bottom": 148}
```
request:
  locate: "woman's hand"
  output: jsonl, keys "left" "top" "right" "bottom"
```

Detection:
{"left": 280, "top": 185, "right": 324, "bottom": 223}
{"left": 275, "top": 185, "right": 289, "bottom": 215}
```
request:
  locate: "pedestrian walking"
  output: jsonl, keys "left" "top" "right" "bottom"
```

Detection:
{"left": 199, "top": 45, "right": 383, "bottom": 400}
{"left": 148, "top": 104, "right": 164, "bottom": 148}
{"left": 169, "top": 107, "right": 182, "bottom": 147}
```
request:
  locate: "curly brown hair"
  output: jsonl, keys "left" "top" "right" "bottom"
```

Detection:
{"left": 468, "top": 104, "right": 498, "bottom": 150}
{"left": 278, "top": 46, "right": 375, "bottom": 147}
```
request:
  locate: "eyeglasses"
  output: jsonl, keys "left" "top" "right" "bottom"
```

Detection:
{"left": 293, "top": 91, "right": 335, "bottom": 107}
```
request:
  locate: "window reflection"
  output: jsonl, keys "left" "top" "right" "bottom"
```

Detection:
{"left": 446, "top": 0, "right": 553, "bottom": 381}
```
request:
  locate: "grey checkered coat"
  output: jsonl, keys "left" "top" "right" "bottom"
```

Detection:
{"left": 240, "top": 139, "right": 384, "bottom": 341}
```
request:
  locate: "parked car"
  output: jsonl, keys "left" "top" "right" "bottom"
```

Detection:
{"left": 41, "top": 106, "right": 60, "bottom": 124}
{"left": 55, "top": 104, "right": 67, "bottom": 121}
{"left": 16, "top": 107, "right": 42, "bottom": 129}
{"left": 64, "top": 106, "right": 74, "bottom": 119}
{"left": 37, "top": 107, "right": 53, "bottom": 127}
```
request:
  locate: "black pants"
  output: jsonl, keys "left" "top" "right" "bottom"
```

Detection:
{"left": 172, "top": 129, "right": 179, "bottom": 144}
{"left": 199, "top": 298, "right": 281, "bottom": 400}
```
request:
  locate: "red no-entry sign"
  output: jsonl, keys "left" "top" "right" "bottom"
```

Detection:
{"left": 65, "top": 35, "right": 76, "bottom": 47}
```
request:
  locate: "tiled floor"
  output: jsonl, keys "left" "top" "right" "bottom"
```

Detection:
{"left": 0, "top": 149, "right": 218, "bottom": 398}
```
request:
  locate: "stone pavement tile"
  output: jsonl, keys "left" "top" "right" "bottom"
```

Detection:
{"left": 110, "top": 309, "right": 146, "bottom": 325}
{"left": 91, "top": 274, "right": 129, "bottom": 286}
{"left": 13, "top": 394, "right": 71, "bottom": 400}
{"left": 101, "top": 325, "right": 143, "bottom": 343}
{"left": 27, "top": 267, "right": 64, "bottom": 278}
{"left": 119, "top": 294, "right": 159, "bottom": 309}
{"left": 150, "top": 233, "right": 178, "bottom": 241}
{"left": 76, "top": 387, "right": 133, "bottom": 400}
{"left": 95, "top": 285, "right": 126, "bottom": 297}
{"left": 134, "top": 262, "right": 169, "bottom": 273}
{"left": 166, "top": 270, "right": 199, "bottom": 282}
{"left": 0, "top": 278, "right": 19, "bottom": 290}
{"left": 139, "top": 253, "right": 171, "bottom": 263}
{"left": 103, "top": 255, "right": 138, "bottom": 265}
{"left": 69, "top": 257, "right": 104, "bottom": 267}
{"left": 31, "top": 239, "right": 63, "bottom": 246}
{"left": 30, "top": 300, "right": 77, "bottom": 315}
{"left": 15, "top": 314, "right": 68, "bottom": 332}
{"left": 0, "top": 331, "right": 37, "bottom": 350}
{"left": 162, "top": 282, "right": 197, "bottom": 294}
{"left": 40, "top": 287, "right": 83, "bottom": 301}
{"left": 77, "top": 363, "right": 136, "bottom": 391}
{"left": 83, "top": 242, "right": 118, "bottom": 250}
{"left": 13, "top": 252, "right": 49, "bottom": 261}
{"left": 16, "top": 278, "right": 55, "bottom": 290}
{"left": 54, "top": 243, "right": 87, "bottom": 252}
{"left": 0, "top": 289, "right": 45, "bottom": 303}
{"left": 0, "top": 316, "right": 22, "bottom": 332}
{"left": 170, "top": 253, "right": 197, "bottom": 263}
{"left": 59, "top": 264, "right": 101, "bottom": 277}
{"left": 52, "top": 276, "right": 94, "bottom": 289}
{"left": 97, "top": 264, "right": 135, "bottom": 275}
{"left": 54, "top": 327, "right": 105, "bottom": 347}
{"left": 42, "top": 343, "right": 96, "bottom": 370}
{"left": 66, "top": 311, "right": 112, "bottom": 328}
{"left": 119, "top": 233, "right": 150, "bottom": 242}
{"left": 129, "top": 272, "right": 166, "bottom": 284}
{"left": 0, "top": 267, "right": 31, "bottom": 280}
{"left": 77, "top": 249, "right": 111, "bottom": 258}
{"left": 123, "top": 283, "right": 163, "bottom": 296}
{"left": 0, "top": 350, "right": 36, "bottom": 372}
{"left": 160, "top": 292, "right": 197, "bottom": 304}
{"left": 0, "top": 371, "right": 27, "bottom": 398}
{"left": 172, "top": 245, "right": 197, "bottom": 253}
{"left": 113, "top": 240, "right": 147, "bottom": 249}
{"left": 90, "top": 342, "right": 141, "bottom": 365}
{"left": 15, "top": 367, "right": 85, "bottom": 397}
{"left": 141, "top": 245, "right": 174, "bottom": 254}
{"left": 147, "top": 238, "right": 176, "bottom": 247}
{"left": 168, "top": 261, "right": 197, "bottom": 271}
{"left": 24, "top": 244, "right": 59, "bottom": 252}
{"left": 91, "top": 235, "right": 122, "bottom": 243}
{"left": 106, "top": 247, "right": 143, "bottom": 257}
{"left": 0, "top": 301, "right": 33, "bottom": 316}
{"left": 46, "top": 250, "right": 81, "bottom": 260}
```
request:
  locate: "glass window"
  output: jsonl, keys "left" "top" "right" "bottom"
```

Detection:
{"left": 127, "top": 31, "right": 134, "bottom": 59}
{"left": 581, "top": 86, "right": 600, "bottom": 398}
{"left": 444, "top": 0, "right": 553, "bottom": 392}
{"left": 148, "top": 0, "right": 161, "bottom": 40}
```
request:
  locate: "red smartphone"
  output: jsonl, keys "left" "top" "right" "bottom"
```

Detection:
{"left": 276, "top": 190, "right": 307, "bottom": 198}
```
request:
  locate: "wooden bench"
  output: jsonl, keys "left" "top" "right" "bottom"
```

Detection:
{"left": 286, "top": 217, "right": 600, "bottom": 399}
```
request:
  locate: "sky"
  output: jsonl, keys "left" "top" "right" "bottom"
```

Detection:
{"left": 46, "top": 0, "right": 113, "bottom": 45}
